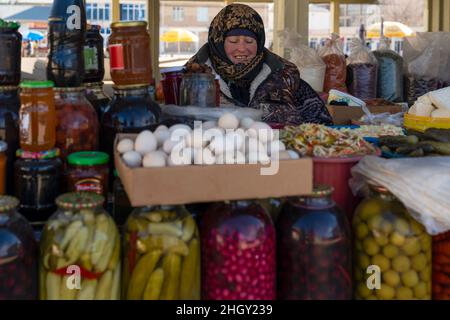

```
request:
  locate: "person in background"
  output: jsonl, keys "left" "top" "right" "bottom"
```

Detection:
{"left": 189, "top": 3, "right": 333, "bottom": 125}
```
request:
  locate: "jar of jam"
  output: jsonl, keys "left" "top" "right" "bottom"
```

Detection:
{"left": 0, "top": 195, "right": 38, "bottom": 300}
{"left": 19, "top": 81, "right": 56, "bottom": 152}
{"left": 123, "top": 205, "right": 200, "bottom": 300}
{"left": 200, "top": 200, "right": 276, "bottom": 300}
{"left": 160, "top": 67, "right": 184, "bottom": 105}
{"left": 67, "top": 151, "right": 109, "bottom": 200}
{"left": 0, "top": 21, "right": 22, "bottom": 86}
{"left": 180, "top": 73, "right": 216, "bottom": 108}
{"left": 112, "top": 170, "right": 132, "bottom": 228}
{"left": 432, "top": 231, "right": 450, "bottom": 300}
{"left": 84, "top": 81, "right": 111, "bottom": 122}
{"left": 0, "top": 141, "right": 7, "bottom": 195}
{"left": 40, "top": 192, "right": 121, "bottom": 300}
{"left": 277, "top": 186, "right": 352, "bottom": 300}
{"left": 0, "top": 86, "right": 20, "bottom": 194}
{"left": 101, "top": 84, "right": 161, "bottom": 174}
{"left": 353, "top": 184, "right": 431, "bottom": 300}
{"left": 84, "top": 24, "right": 105, "bottom": 83}
{"left": 14, "top": 148, "right": 62, "bottom": 223}
{"left": 54, "top": 87, "right": 99, "bottom": 161}
{"left": 108, "top": 21, "right": 152, "bottom": 86}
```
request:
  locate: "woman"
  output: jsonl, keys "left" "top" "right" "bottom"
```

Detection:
{"left": 189, "top": 3, "right": 333, "bottom": 125}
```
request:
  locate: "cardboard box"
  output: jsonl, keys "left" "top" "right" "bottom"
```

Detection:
{"left": 115, "top": 134, "right": 313, "bottom": 206}
{"left": 326, "top": 104, "right": 404, "bottom": 125}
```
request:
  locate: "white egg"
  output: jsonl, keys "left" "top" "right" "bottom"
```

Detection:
{"left": 155, "top": 125, "right": 169, "bottom": 132}
{"left": 157, "top": 149, "right": 169, "bottom": 160}
{"left": 218, "top": 113, "right": 239, "bottom": 130}
{"left": 135, "top": 130, "right": 157, "bottom": 155}
{"left": 153, "top": 129, "right": 170, "bottom": 148}
{"left": 240, "top": 117, "right": 255, "bottom": 129}
{"left": 143, "top": 151, "right": 166, "bottom": 168}
{"left": 267, "top": 140, "right": 286, "bottom": 156}
{"left": 194, "top": 148, "right": 216, "bottom": 165}
{"left": 202, "top": 121, "right": 217, "bottom": 130}
{"left": 271, "top": 150, "right": 291, "bottom": 161}
{"left": 169, "top": 146, "right": 192, "bottom": 166}
{"left": 185, "top": 129, "right": 206, "bottom": 149}
{"left": 122, "top": 151, "right": 142, "bottom": 168}
{"left": 287, "top": 150, "right": 300, "bottom": 160}
{"left": 116, "top": 138, "right": 134, "bottom": 154}
{"left": 169, "top": 124, "right": 192, "bottom": 134}
{"left": 163, "top": 139, "right": 185, "bottom": 155}
{"left": 247, "top": 122, "right": 274, "bottom": 143}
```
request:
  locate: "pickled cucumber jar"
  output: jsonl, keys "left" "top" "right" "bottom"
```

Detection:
{"left": 353, "top": 185, "right": 431, "bottom": 300}
{"left": 0, "top": 196, "right": 38, "bottom": 299}
{"left": 123, "top": 205, "right": 200, "bottom": 300}
{"left": 200, "top": 200, "right": 276, "bottom": 300}
{"left": 277, "top": 186, "right": 352, "bottom": 300}
{"left": 39, "top": 192, "right": 121, "bottom": 300}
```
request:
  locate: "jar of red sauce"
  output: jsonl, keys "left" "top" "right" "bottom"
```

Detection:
{"left": 160, "top": 66, "right": 184, "bottom": 105}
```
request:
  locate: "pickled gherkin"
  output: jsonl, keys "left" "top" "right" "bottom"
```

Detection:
{"left": 353, "top": 185, "right": 431, "bottom": 300}
{"left": 39, "top": 192, "right": 121, "bottom": 300}
{"left": 123, "top": 206, "right": 200, "bottom": 300}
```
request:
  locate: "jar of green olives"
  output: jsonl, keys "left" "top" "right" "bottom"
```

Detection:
{"left": 353, "top": 185, "right": 431, "bottom": 300}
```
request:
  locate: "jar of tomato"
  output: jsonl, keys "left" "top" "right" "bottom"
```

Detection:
{"left": 54, "top": 87, "right": 99, "bottom": 161}
{"left": 200, "top": 200, "right": 276, "bottom": 300}
{"left": 108, "top": 21, "right": 153, "bottom": 86}
{"left": 67, "top": 151, "right": 109, "bottom": 200}
{"left": 19, "top": 81, "right": 56, "bottom": 152}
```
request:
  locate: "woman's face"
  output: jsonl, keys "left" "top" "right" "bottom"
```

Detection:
{"left": 224, "top": 35, "right": 258, "bottom": 65}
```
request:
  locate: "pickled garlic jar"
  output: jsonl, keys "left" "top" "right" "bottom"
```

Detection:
{"left": 277, "top": 186, "right": 352, "bottom": 300}
{"left": 353, "top": 185, "right": 431, "bottom": 300}
{"left": 200, "top": 200, "right": 276, "bottom": 300}
{"left": 433, "top": 231, "right": 450, "bottom": 300}
{"left": 123, "top": 206, "right": 200, "bottom": 300}
{"left": 0, "top": 195, "right": 38, "bottom": 299}
{"left": 40, "top": 192, "right": 121, "bottom": 300}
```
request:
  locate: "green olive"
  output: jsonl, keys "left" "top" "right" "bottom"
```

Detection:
{"left": 375, "top": 234, "right": 389, "bottom": 246}
{"left": 358, "top": 254, "right": 371, "bottom": 269}
{"left": 383, "top": 244, "right": 399, "bottom": 259}
{"left": 383, "top": 270, "right": 401, "bottom": 287}
{"left": 402, "top": 238, "right": 421, "bottom": 256}
{"left": 419, "top": 266, "right": 431, "bottom": 282}
{"left": 394, "top": 219, "right": 411, "bottom": 236}
{"left": 401, "top": 270, "right": 419, "bottom": 288}
{"left": 363, "top": 238, "right": 380, "bottom": 256}
{"left": 356, "top": 223, "right": 369, "bottom": 240}
{"left": 420, "top": 236, "right": 432, "bottom": 252}
{"left": 392, "top": 255, "right": 410, "bottom": 273}
{"left": 413, "top": 282, "right": 429, "bottom": 299}
{"left": 359, "top": 200, "right": 383, "bottom": 221}
{"left": 396, "top": 287, "right": 414, "bottom": 300}
{"left": 357, "top": 283, "right": 372, "bottom": 299}
{"left": 390, "top": 232, "right": 406, "bottom": 247}
{"left": 372, "top": 254, "right": 390, "bottom": 272}
{"left": 380, "top": 220, "right": 394, "bottom": 234}
{"left": 410, "top": 219, "right": 425, "bottom": 235}
{"left": 411, "top": 253, "right": 427, "bottom": 271}
{"left": 368, "top": 215, "right": 383, "bottom": 231}
{"left": 376, "top": 284, "right": 395, "bottom": 300}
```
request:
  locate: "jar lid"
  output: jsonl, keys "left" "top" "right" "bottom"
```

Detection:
{"left": 84, "top": 82, "right": 104, "bottom": 88}
{"left": 160, "top": 66, "right": 185, "bottom": 74}
{"left": 0, "top": 196, "right": 19, "bottom": 212}
{"left": 309, "top": 185, "right": 334, "bottom": 197}
{"left": 0, "top": 19, "right": 20, "bottom": 30}
{"left": 20, "top": 80, "right": 54, "bottom": 89}
{"left": 0, "top": 141, "right": 7, "bottom": 152}
{"left": 54, "top": 87, "right": 84, "bottom": 92}
{"left": 68, "top": 151, "right": 110, "bottom": 166}
{"left": 111, "top": 21, "right": 147, "bottom": 28}
{"left": 56, "top": 192, "right": 104, "bottom": 210}
{"left": 16, "top": 148, "right": 60, "bottom": 160}
{"left": 113, "top": 84, "right": 150, "bottom": 90}
{"left": 0, "top": 86, "right": 19, "bottom": 92}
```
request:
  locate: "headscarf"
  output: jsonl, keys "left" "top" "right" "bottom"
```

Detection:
{"left": 207, "top": 4, "right": 267, "bottom": 105}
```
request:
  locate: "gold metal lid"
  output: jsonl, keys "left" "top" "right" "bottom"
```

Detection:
{"left": 309, "top": 185, "right": 334, "bottom": 197}
{"left": 111, "top": 21, "right": 147, "bottom": 28}
{"left": 113, "top": 83, "right": 150, "bottom": 90}
{"left": 0, "top": 85, "right": 18, "bottom": 91}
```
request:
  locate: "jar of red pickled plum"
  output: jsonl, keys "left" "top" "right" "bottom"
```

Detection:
{"left": 0, "top": 195, "right": 38, "bottom": 300}
{"left": 200, "top": 200, "right": 276, "bottom": 300}
{"left": 160, "top": 66, "right": 184, "bottom": 105}
{"left": 277, "top": 186, "right": 352, "bottom": 300}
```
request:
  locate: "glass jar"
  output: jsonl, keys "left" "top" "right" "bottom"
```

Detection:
{"left": 83, "top": 24, "right": 105, "bottom": 84}
{"left": 84, "top": 82, "right": 111, "bottom": 122}
{"left": 14, "top": 148, "right": 62, "bottom": 223}
{"left": 112, "top": 170, "right": 132, "bottom": 228}
{"left": 160, "top": 67, "right": 184, "bottom": 105}
{"left": 19, "top": 81, "right": 56, "bottom": 152}
{"left": 101, "top": 84, "right": 161, "bottom": 172}
{"left": 180, "top": 73, "right": 216, "bottom": 108}
{"left": 200, "top": 200, "right": 276, "bottom": 300}
{"left": 54, "top": 87, "right": 99, "bottom": 161}
{"left": 67, "top": 151, "right": 109, "bottom": 200}
{"left": 0, "top": 141, "right": 7, "bottom": 194}
{"left": 0, "top": 24, "right": 22, "bottom": 86}
{"left": 432, "top": 231, "right": 450, "bottom": 300}
{"left": 353, "top": 185, "right": 432, "bottom": 300}
{"left": 123, "top": 205, "right": 200, "bottom": 300}
{"left": 0, "top": 86, "right": 20, "bottom": 194}
{"left": 0, "top": 195, "right": 38, "bottom": 300}
{"left": 108, "top": 21, "right": 153, "bottom": 86}
{"left": 277, "top": 186, "right": 352, "bottom": 300}
{"left": 40, "top": 192, "right": 121, "bottom": 300}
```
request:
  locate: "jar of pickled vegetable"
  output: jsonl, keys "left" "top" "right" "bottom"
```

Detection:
{"left": 40, "top": 192, "right": 121, "bottom": 300}
{"left": 0, "top": 195, "right": 38, "bottom": 300}
{"left": 277, "top": 186, "right": 352, "bottom": 300}
{"left": 54, "top": 87, "right": 99, "bottom": 161}
{"left": 433, "top": 231, "right": 450, "bottom": 300}
{"left": 112, "top": 170, "right": 132, "bottom": 228}
{"left": 123, "top": 205, "right": 200, "bottom": 300}
{"left": 353, "top": 185, "right": 432, "bottom": 300}
{"left": 200, "top": 200, "right": 276, "bottom": 300}
{"left": 84, "top": 81, "right": 111, "bottom": 122}
{"left": 19, "top": 81, "right": 56, "bottom": 152}
{"left": 14, "top": 148, "right": 62, "bottom": 223}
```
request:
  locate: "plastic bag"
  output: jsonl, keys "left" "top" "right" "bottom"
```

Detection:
{"left": 373, "top": 37, "right": 404, "bottom": 102}
{"left": 350, "top": 156, "right": 450, "bottom": 235}
{"left": 278, "top": 30, "right": 326, "bottom": 92}
{"left": 358, "top": 101, "right": 408, "bottom": 126}
{"left": 346, "top": 38, "right": 378, "bottom": 100}
{"left": 318, "top": 33, "right": 347, "bottom": 93}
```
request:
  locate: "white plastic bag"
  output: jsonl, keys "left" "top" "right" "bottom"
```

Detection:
{"left": 278, "top": 30, "right": 326, "bottom": 92}
{"left": 350, "top": 156, "right": 450, "bottom": 235}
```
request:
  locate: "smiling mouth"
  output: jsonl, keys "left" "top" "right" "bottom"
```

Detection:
{"left": 234, "top": 55, "right": 249, "bottom": 62}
